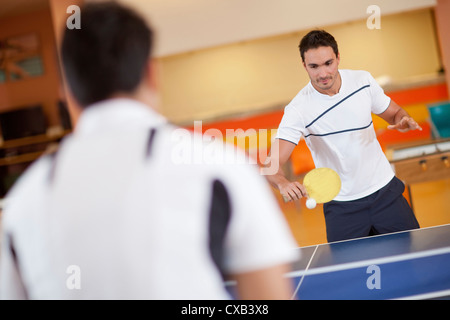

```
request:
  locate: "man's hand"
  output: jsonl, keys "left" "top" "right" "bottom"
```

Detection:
{"left": 379, "top": 100, "right": 423, "bottom": 133}
{"left": 387, "top": 115, "right": 423, "bottom": 133}
{"left": 278, "top": 180, "right": 308, "bottom": 202}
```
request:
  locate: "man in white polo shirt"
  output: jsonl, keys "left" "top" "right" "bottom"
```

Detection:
{"left": 0, "top": 2, "right": 298, "bottom": 299}
{"left": 266, "top": 30, "right": 421, "bottom": 242}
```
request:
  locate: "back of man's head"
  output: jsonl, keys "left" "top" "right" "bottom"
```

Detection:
{"left": 61, "top": 2, "right": 153, "bottom": 108}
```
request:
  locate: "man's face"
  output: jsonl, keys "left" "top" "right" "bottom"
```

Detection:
{"left": 303, "top": 46, "right": 340, "bottom": 94}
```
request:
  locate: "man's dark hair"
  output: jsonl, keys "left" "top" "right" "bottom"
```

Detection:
{"left": 61, "top": 2, "right": 153, "bottom": 107}
{"left": 299, "top": 30, "right": 339, "bottom": 62}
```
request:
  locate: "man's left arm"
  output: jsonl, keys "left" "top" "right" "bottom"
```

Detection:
{"left": 377, "top": 100, "right": 423, "bottom": 132}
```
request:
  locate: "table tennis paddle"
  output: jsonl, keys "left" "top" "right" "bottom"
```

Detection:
{"left": 283, "top": 167, "right": 341, "bottom": 209}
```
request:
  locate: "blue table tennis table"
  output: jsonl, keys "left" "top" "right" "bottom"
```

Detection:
{"left": 228, "top": 224, "right": 450, "bottom": 300}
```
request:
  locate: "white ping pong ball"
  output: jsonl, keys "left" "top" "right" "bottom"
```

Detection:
{"left": 306, "top": 198, "right": 316, "bottom": 209}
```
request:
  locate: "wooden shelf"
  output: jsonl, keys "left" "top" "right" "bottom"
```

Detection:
{"left": 0, "top": 131, "right": 69, "bottom": 150}
{"left": 0, "top": 130, "right": 70, "bottom": 167}
{"left": 0, "top": 151, "right": 47, "bottom": 166}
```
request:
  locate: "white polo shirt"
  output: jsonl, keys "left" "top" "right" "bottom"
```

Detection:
{"left": 276, "top": 69, "right": 395, "bottom": 201}
{"left": 0, "top": 98, "right": 298, "bottom": 300}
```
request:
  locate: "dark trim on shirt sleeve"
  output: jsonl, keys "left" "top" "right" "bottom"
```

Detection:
{"left": 275, "top": 137, "right": 298, "bottom": 146}
{"left": 208, "top": 179, "right": 232, "bottom": 279}
{"left": 373, "top": 97, "right": 392, "bottom": 115}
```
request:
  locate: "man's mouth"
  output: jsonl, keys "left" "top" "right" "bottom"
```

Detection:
{"left": 319, "top": 77, "right": 331, "bottom": 85}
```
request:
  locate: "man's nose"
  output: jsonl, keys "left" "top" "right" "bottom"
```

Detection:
{"left": 318, "top": 68, "right": 328, "bottom": 79}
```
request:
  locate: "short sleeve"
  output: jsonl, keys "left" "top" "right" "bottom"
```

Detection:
{"left": 275, "top": 105, "right": 304, "bottom": 145}
{"left": 368, "top": 73, "right": 391, "bottom": 115}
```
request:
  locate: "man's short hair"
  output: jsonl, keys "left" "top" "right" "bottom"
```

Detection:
{"left": 61, "top": 2, "right": 153, "bottom": 107}
{"left": 299, "top": 30, "right": 339, "bottom": 62}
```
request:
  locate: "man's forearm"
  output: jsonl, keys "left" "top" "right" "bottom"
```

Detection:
{"left": 265, "top": 168, "right": 289, "bottom": 190}
{"left": 392, "top": 107, "right": 409, "bottom": 125}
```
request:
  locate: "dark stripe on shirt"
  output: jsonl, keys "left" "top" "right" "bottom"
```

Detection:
{"left": 47, "top": 150, "right": 59, "bottom": 184}
{"left": 7, "top": 234, "right": 29, "bottom": 299}
{"left": 208, "top": 179, "right": 232, "bottom": 279}
{"left": 305, "top": 84, "right": 371, "bottom": 129}
{"left": 305, "top": 121, "right": 373, "bottom": 138}
{"left": 145, "top": 128, "right": 157, "bottom": 159}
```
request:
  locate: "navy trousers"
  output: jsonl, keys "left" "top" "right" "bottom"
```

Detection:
{"left": 323, "top": 177, "right": 420, "bottom": 243}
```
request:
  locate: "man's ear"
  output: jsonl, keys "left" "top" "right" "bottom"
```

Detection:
{"left": 146, "top": 58, "right": 160, "bottom": 92}
{"left": 140, "top": 58, "right": 161, "bottom": 111}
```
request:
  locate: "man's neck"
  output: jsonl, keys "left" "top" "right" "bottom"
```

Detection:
{"left": 110, "top": 84, "right": 159, "bottom": 113}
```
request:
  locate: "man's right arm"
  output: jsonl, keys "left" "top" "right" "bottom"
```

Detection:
{"left": 231, "top": 263, "right": 294, "bottom": 300}
{"left": 263, "top": 139, "right": 307, "bottom": 202}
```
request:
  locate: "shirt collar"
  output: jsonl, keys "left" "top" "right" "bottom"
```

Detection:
{"left": 75, "top": 98, "right": 167, "bottom": 136}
